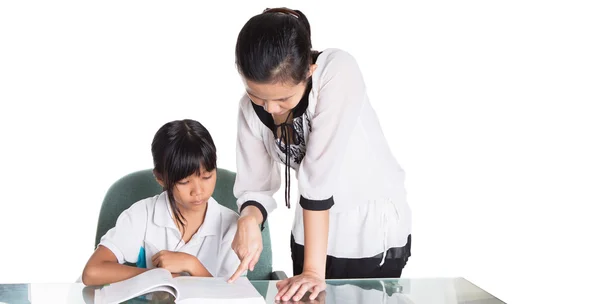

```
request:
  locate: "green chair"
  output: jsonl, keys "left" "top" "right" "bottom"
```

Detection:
{"left": 94, "top": 168, "right": 286, "bottom": 283}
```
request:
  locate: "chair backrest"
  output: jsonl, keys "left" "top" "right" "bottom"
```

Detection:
{"left": 94, "top": 168, "right": 273, "bottom": 280}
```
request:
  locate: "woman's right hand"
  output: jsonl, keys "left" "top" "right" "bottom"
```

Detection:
{"left": 228, "top": 215, "right": 263, "bottom": 282}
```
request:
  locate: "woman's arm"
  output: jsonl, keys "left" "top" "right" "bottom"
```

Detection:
{"left": 233, "top": 98, "right": 281, "bottom": 228}
{"left": 277, "top": 49, "right": 367, "bottom": 301}
{"left": 274, "top": 209, "right": 329, "bottom": 302}
{"left": 229, "top": 100, "right": 281, "bottom": 282}
{"left": 302, "top": 209, "right": 329, "bottom": 278}
{"left": 81, "top": 245, "right": 147, "bottom": 286}
{"left": 240, "top": 204, "right": 264, "bottom": 226}
{"left": 228, "top": 207, "right": 264, "bottom": 282}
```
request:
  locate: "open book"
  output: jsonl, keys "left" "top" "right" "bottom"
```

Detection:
{"left": 94, "top": 268, "right": 266, "bottom": 304}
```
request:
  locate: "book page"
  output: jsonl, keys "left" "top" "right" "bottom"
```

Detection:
{"left": 94, "top": 268, "right": 178, "bottom": 304}
{"left": 174, "top": 276, "right": 265, "bottom": 304}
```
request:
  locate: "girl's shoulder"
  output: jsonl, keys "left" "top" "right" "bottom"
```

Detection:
{"left": 206, "top": 197, "right": 239, "bottom": 237}
{"left": 209, "top": 197, "right": 239, "bottom": 223}
{"left": 120, "top": 191, "right": 166, "bottom": 220}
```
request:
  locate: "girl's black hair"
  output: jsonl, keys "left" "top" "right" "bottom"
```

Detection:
{"left": 235, "top": 7, "right": 313, "bottom": 85}
{"left": 151, "top": 119, "right": 217, "bottom": 233}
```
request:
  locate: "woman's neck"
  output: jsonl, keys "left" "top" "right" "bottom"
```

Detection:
{"left": 273, "top": 111, "right": 293, "bottom": 125}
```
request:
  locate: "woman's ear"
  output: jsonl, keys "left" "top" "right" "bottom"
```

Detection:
{"left": 153, "top": 170, "right": 165, "bottom": 188}
{"left": 307, "top": 64, "right": 318, "bottom": 78}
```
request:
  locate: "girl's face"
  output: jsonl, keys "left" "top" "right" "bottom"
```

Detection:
{"left": 161, "top": 168, "right": 217, "bottom": 212}
{"left": 242, "top": 64, "right": 318, "bottom": 118}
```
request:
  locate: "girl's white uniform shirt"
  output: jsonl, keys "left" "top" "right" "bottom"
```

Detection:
{"left": 234, "top": 48, "right": 412, "bottom": 261}
{"left": 99, "top": 192, "right": 240, "bottom": 278}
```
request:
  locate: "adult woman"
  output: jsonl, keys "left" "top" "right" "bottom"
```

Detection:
{"left": 228, "top": 7, "right": 412, "bottom": 302}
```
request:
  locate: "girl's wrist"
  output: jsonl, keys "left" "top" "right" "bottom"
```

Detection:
{"left": 183, "top": 253, "right": 199, "bottom": 274}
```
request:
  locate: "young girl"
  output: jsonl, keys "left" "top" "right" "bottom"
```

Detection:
{"left": 228, "top": 7, "right": 412, "bottom": 302}
{"left": 82, "top": 119, "right": 241, "bottom": 286}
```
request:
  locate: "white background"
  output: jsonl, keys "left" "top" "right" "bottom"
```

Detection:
{"left": 1, "top": 1, "right": 599, "bottom": 303}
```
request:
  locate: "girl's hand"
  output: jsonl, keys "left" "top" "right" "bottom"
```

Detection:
{"left": 152, "top": 251, "right": 195, "bottom": 274}
{"left": 275, "top": 271, "right": 326, "bottom": 302}
{"left": 228, "top": 216, "right": 263, "bottom": 282}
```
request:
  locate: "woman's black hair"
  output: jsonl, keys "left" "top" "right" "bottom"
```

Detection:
{"left": 151, "top": 119, "right": 217, "bottom": 233}
{"left": 235, "top": 7, "right": 313, "bottom": 85}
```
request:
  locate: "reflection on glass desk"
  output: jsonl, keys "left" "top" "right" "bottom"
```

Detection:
{"left": 0, "top": 277, "right": 505, "bottom": 304}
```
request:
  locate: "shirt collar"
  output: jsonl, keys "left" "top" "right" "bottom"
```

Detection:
{"left": 195, "top": 197, "right": 220, "bottom": 237}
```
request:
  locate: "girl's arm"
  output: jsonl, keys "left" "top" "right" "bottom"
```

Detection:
{"left": 150, "top": 250, "right": 213, "bottom": 277}
{"left": 185, "top": 258, "right": 213, "bottom": 277}
{"left": 83, "top": 201, "right": 149, "bottom": 286}
{"left": 81, "top": 245, "right": 147, "bottom": 286}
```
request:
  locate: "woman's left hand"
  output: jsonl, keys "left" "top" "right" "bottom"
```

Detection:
{"left": 152, "top": 250, "right": 194, "bottom": 274}
{"left": 275, "top": 271, "right": 326, "bottom": 302}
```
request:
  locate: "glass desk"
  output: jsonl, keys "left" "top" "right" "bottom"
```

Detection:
{"left": 0, "top": 277, "right": 505, "bottom": 303}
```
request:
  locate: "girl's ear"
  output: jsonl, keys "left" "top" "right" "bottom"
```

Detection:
{"left": 153, "top": 170, "right": 165, "bottom": 188}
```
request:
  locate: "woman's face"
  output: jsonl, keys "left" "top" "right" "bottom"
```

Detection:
{"left": 242, "top": 64, "right": 317, "bottom": 118}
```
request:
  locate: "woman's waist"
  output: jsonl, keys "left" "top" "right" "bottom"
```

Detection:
{"left": 327, "top": 182, "right": 407, "bottom": 212}
{"left": 295, "top": 192, "right": 410, "bottom": 219}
